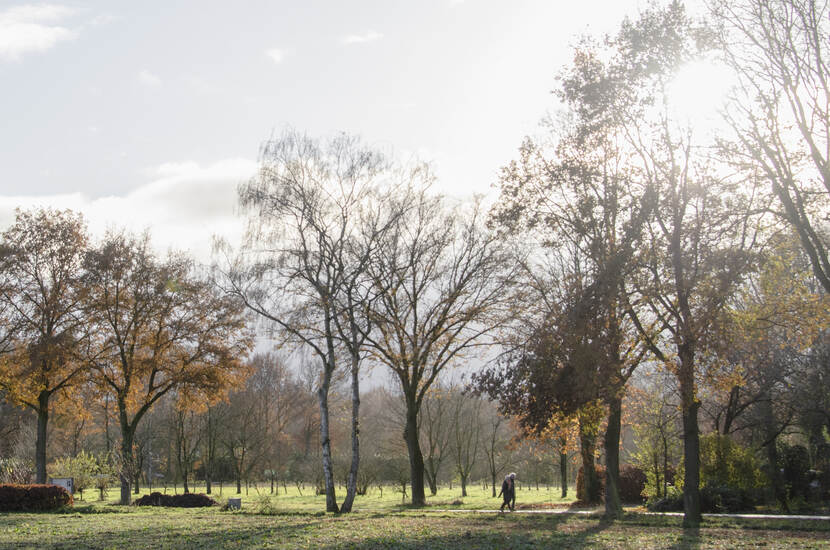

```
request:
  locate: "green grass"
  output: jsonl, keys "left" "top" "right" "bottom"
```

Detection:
{"left": 1, "top": 507, "right": 828, "bottom": 549}
{"left": 8, "top": 483, "right": 827, "bottom": 549}
{"left": 76, "top": 482, "right": 577, "bottom": 512}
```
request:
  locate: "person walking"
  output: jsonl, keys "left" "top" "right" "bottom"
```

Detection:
{"left": 498, "top": 472, "right": 516, "bottom": 512}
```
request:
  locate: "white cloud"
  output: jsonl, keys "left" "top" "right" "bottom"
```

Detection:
{"left": 266, "top": 48, "right": 285, "bottom": 64}
{"left": 138, "top": 69, "right": 162, "bottom": 88}
{"left": 0, "top": 4, "right": 76, "bottom": 61}
{"left": 342, "top": 31, "right": 383, "bottom": 45}
{"left": 0, "top": 158, "right": 258, "bottom": 262}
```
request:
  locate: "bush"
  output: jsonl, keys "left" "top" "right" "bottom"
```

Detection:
{"left": 646, "top": 484, "right": 756, "bottom": 513}
{"left": 0, "top": 458, "right": 34, "bottom": 484}
{"left": 49, "top": 451, "right": 98, "bottom": 499}
{"left": 575, "top": 465, "right": 645, "bottom": 503}
{"left": 700, "top": 434, "right": 766, "bottom": 491}
{"left": 0, "top": 484, "right": 73, "bottom": 511}
{"left": 134, "top": 492, "right": 216, "bottom": 508}
{"left": 647, "top": 485, "right": 683, "bottom": 512}
{"left": 618, "top": 465, "right": 647, "bottom": 503}
{"left": 576, "top": 465, "right": 605, "bottom": 504}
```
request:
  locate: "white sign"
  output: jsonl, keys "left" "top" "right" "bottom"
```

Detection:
{"left": 50, "top": 477, "right": 74, "bottom": 494}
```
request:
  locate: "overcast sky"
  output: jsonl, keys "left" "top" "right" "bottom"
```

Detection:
{"left": 0, "top": 0, "right": 671, "bottom": 259}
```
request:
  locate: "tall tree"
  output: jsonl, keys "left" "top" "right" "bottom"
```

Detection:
{"left": 364, "top": 189, "right": 515, "bottom": 506}
{"left": 0, "top": 208, "right": 89, "bottom": 483}
{"left": 84, "top": 231, "right": 252, "bottom": 504}
{"left": 611, "top": 2, "right": 760, "bottom": 526}
{"left": 219, "top": 130, "right": 395, "bottom": 512}
{"left": 489, "top": 25, "right": 656, "bottom": 516}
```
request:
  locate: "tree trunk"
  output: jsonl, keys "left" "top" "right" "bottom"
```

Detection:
{"left": 604, "top": 395, "right": 623, "bottom": 517}
{"left": 491, "top": 472, "right": 497, "bottom": 498}
{"left": 426, "top": 467, "right": 438, "bottom": 496}
{"left": 206, "top": 475, "right": 212, "bottom": 495}
{"left": 560, "top": 451, "right": 568, "bottom": 498}
{"left": 760, "top": 398, "right": 789, "bottom": 512}
{"left": 35, "top": 391, "right": 49, "bottom": 484}
{"left": 403, "top": 404, "right": 426, "bottom": 506}
{"left": 577, "top": 414, "right": 600, "bottom": 504}
{"left": 679, "top": 352, "right": 702, "bottom": 527}
{"left": 317, "top": 378, "right": 339, "bottom": 512}
{"left": 340, "top": 361, "right": 361, "bottom": 513}
{"left": 119, "top": 429, "right": 134, "bottom": 505}
{"left": 236, "top": 474, "right": 241, "bottom": 494}
{"left": 460, "top": 475, "right": 468, "bottom": 497}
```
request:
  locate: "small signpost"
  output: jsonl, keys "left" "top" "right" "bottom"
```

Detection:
{"left": 49, "top": 477, "right": 74, "bottom": 495}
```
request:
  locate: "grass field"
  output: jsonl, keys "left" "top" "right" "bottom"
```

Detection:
{"left": 3, "top": 484, "right": 829, "bottom": 549}
{"left": 75, "top": 482, "right": 577, "bottom": 512}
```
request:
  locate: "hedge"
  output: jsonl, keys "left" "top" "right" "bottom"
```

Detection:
{"left": 0, "top": 484, "right": 73, "bottom": 511}
{"left": 134, "top": 492, "right": 216, "bottom": 508}
{"left": 576, "top": 465, "right": 648, "bottom": 504}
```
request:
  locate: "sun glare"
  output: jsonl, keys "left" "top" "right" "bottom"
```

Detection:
{"left": 667, "top": 59, "right": 735, "bottom": 134}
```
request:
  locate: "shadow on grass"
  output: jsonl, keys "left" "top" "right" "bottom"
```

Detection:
{"left": 667, "top": 527, "right": 700, "bottom": 550}
{"left": 0, "top": 517, "right": 323, "bottom": 550}
{"left": 314, "top": 513, "right": 615, "bottom": 550}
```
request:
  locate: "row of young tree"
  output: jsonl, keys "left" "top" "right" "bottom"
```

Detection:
{"left": 1, "top": 0, "right": 830, "bottom": 529}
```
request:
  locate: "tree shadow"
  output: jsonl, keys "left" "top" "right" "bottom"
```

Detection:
{"left": 313, "top": 513, "right": 615, "bottom": 550}
{"left": 669, "top": 526, "right": 701, "bottom": 550}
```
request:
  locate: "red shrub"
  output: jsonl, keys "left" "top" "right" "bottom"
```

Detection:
{"left": 618, "top": 465, "right": 647, "bottom": 503}
{"left": 0, "top": 484, "right": 73, "bottom": 511}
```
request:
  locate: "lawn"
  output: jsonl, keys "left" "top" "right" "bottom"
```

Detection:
{"left": 74, "top": 482, "right": 577, "bottom": 512}
{"left": 1, "top": 506, "right": 828, "bottom": 549}
{"left": 5, "top": 482, "right": 828, "bottom": 549}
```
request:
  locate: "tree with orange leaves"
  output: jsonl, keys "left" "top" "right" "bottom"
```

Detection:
{"left": 83, "top": 231, "right": 252, "bottom": 504}
{"left": 0, "top": 208, "right": 90, "bottom": 483}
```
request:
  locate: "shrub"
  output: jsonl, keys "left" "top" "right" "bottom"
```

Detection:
{"left": 0, "top": 484, "right": 73, "bottom": 511}
{"left": 701, "top": 485, "right": 756, "bottom": 513}
{"left": 134, "top": 492, "right": 216, "bottom": 508}
{"left": 48, "top": 451, "right": 98, "bottom": 499}
{"left": 646, "top": 484, "right": 756, "bottom": 513}
{"left": 700, "top": 433, "right": 766, "bottom": 491}
{"left": 0, "top": 458, "right": 34, "bottom": 484}
{"left": 618, "top": 465, "right": 647, "bottom": 503}
{"left": 576, "top": 465, "right": 605, "bottom": 504}
{"left": 575, "top": 465, "right": 645, "bottom": 503}
{"left": 647, "top": 485, "right": 683, "bottom": 512}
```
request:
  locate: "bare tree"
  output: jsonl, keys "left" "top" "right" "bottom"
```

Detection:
{"left": 364, "top": 189, "right": 516, "bottom": 506}
{"left": 451, "top": 391, "right": 481, "bottom": 497}
{"left": 219, "top": 130, "right": 393, "bottom": 512}
{"left": 714, "top": 0, "right": 830, "bottom": 292}
{"left": 480, "top": 400, "right": 514, "bottom": 498}
{"left": 419, "top": 385, "right": 454, "bottom": 495}
{"left": 222, "top": 381, "right": 267, "bottom": 494}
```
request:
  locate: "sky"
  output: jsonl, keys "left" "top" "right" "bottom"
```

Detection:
{"left": 0, "top": 0, "right": 670, "bottom": 260}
